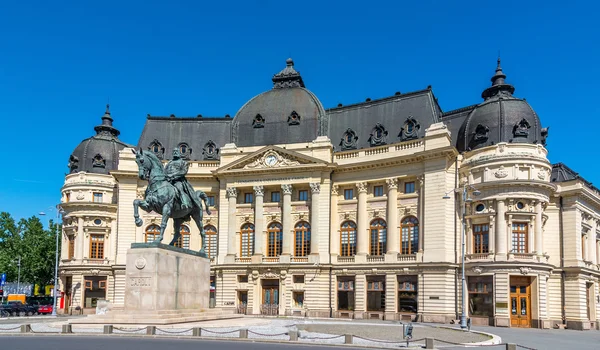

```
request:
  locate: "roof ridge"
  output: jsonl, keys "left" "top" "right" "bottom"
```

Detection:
{"left": 442, "top": 104, "right": 479, "bottom": 116}
{"left": 326, "top": 88, "right": 432, "bottom": 112}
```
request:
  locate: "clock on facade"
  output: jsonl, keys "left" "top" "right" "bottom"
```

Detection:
{"left": 265, "top": 154, "right": 278, "bottom": 167}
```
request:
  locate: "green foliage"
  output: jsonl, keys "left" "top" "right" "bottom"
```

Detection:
{"left": 0, "top": 212, "right": 60, "bottom": 286}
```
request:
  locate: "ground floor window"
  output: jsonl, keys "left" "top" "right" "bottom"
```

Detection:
{"left": 398, "top": 275, "right": 418, "bottom": 313}
{"left": 367, "top": 276, "right": 385, "bottom": 311}
{"left": 337, "top": 277, "right": 355, "bottom": 311}
{"left": 210, "top": 275, "right": 216, "bottom": 307}
{"left": 292, "top": 292, "right": 304, "bottom": 308}
{"left": 84, "top": 276, "right": 107, "bottom": 308}
{"left": 468, "top": 276, "right": 493, "bottom": 317}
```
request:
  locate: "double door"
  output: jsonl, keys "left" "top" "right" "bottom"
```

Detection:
{"left": 510, "top": 276, "right": 531, "bottom": 328}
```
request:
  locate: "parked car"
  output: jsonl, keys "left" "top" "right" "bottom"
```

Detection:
{"left": 37, "top": 304, "right": 53, "bottom": 315}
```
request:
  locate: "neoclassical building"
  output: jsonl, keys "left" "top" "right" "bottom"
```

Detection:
{"left": 58, "top": 58, "right": 600, "bottom": 330}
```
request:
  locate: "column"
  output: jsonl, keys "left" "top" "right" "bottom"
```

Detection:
{"left": 253, "top": 186, "right": 265, "bottom": 257}
{"left": 281, "top": 184, "right": 293, "bottom": 256}
{"left": 386, "top": 178, "right": 399, "bottom": 255}
{"left": 330, "top": 185, "right": 340, "bottom": 256}
{"left": 589, "top": 219, "right": 597, "bottom": 264}
{"left": 495, "top": 199, "right": 507, "bottom": 260}
{"left": 226, "top": 187, "right": 237, "bottom": 261}
{"left": 77, "top": 217, "right": 84, "bottom": 259}
{"left": 356, "top": 182, "right": 368, "bottom": 256}
{"left": 535, "top": 201, "right": 543, "bottom": 256}
{"left": 310, "top": 183, "right": 320, "bottom": 258}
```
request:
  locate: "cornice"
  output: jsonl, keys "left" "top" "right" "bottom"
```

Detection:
{"left": 60, "top": 202, "right": 118, "bottom": 211}
{"left": 335, "top": 146, "right": 456, "bottom": 173}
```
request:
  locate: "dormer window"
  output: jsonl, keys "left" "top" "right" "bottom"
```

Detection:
{"left": 368, "top": 123, "right": 388, "bottom": 147}
{"left": 178, "top": 143, "right": 192, "bottom": 159}
{"left": 398, "top": 117, "right": 420, "bottom": 141}
{"left": 513, "top": 118, "right": 531, "bottom": 138}
{"left": 68, "top": 154, "right": 79, "bottom": 173}
{"left": 203, "top": 140, "right": 219, "bottom": 160}
{"left": 340, "top": 128, "right": 358, "bottom": 150}
{"left": 253, "top": 114, "right": 265, "bottom": 128}
{"left": 288, "top": 111, "right": 301, "bottom": 126}
{"left": 148, "top": 139, "right": 165, "bottom": 159}
{"left": 92, "top": 154, "right": 106, "bottom": 168}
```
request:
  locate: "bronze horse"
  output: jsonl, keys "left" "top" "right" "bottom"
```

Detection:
{"left": 132, "top": 149, "right": 211, "bottom": 253}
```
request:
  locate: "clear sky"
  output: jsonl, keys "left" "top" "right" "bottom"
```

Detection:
{"left": 1, "top": 0, "right": 599, "bottom": 221}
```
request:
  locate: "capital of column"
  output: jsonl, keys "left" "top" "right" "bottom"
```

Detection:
{"left": 226, "top": 187, "right": 238, "bottom": 198}
{"left": 331, "top": 185, "right": 339, "bottom": 195}
{"left": 356, "top": 182, "right": 367, "bottom": 193}
{"left": 253, "top": 185, "right": 264, "bottom": 197}
{"left": 281, "top": 184, "right": 293, "bottom": 195}
{"left": 310, "top": 182, "right": 321, "bottom": 194}
{"left": 385, "top": 178, "right": 398, "bottom": 190}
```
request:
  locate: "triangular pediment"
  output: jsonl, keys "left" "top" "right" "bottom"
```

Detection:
{"left": 215, "top": 146, "right": 330, "bottom": 174}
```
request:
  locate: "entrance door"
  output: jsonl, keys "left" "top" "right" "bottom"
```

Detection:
{"left": 261, "top": 279, "right": 279, "bottom": 315}
{"left": 586, "top": 282, "right": 593, "bottom": 321}
{"left": 510, "top": 276, "right": 531, "bottom": 328}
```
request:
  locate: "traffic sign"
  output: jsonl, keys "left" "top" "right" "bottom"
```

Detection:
{"left": 0, "top": 273, "right": 6, "bottom": 286}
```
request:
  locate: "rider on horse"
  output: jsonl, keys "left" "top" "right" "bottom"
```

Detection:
{"left": 165, "top": 148, "right": 204, "bottom": 211}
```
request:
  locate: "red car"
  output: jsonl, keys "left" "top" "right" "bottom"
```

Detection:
{"left": 37, "top": 305, "right": 53, "bottom": 315}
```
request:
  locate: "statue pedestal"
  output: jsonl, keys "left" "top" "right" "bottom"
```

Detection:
{"left": 125, "top": 243, "right": 209, "bottom": 311}
{"left": 70, "top": 243, "right": 239, "bottom": 325}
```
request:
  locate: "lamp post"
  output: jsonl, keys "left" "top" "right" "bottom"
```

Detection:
{"left": 444, "top": 184, "right": 480, "bottom": 329}
{"left": 39, "top": 205, "right": 63, "bottom": 317}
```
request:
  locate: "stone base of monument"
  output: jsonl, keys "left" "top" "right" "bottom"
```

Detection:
{"left": 71, "top": 243, "right": 239, "bottom": 325}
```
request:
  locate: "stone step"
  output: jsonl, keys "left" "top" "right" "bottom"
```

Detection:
{"left": 70, "top": 310, "right": 242, "bottom": 325}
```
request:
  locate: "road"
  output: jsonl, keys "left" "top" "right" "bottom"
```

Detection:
{"left": 0, "top": 336, "right": 349, "bottom": 350}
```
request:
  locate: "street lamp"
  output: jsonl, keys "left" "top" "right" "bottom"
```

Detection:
{"left": 443, "top": 184, "right": 480, "bottom": 329}
{"left": 39, "top": 205, "right": 63, "bottom": 317}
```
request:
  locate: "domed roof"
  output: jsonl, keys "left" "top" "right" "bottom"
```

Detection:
{"left": 231, "top": 58, "right": 327, "bottom": 147}
{"left": 68, "top": 105, "right": 130, "bottom": 175}
{"left": 457, "top": 59, "right": 548, "bottom": 152}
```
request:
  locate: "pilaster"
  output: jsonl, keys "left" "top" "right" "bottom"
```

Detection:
{"left": 281, "top": 184, "right": 293, "bottom": 257}
{"left": 225, "top": 187, "right": 237, "bottom": 263}
{"left": 495, "top": 199, "right": 507, "bottom": 260}
{"left": 252, "top": 186, "right": 264, "bottom": 262}
{"left": 330, "top": 185, "right": 340, "bottom": 257}
{"left": 309, "top": 182, "right": 320, "bottom": 261}
{"left": 386, "top": 178, "right": 399, "bottom": 258}
{"left": 356, "top": 182, "right": 368, "bottom": 261}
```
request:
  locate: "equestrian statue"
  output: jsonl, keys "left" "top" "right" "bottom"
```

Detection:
{"left": 132, "top": 148, "right": 211, "bottom": 254}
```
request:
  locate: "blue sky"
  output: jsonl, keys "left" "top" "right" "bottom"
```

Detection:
{"left": 1, "top": 0, "right": 599, "bottom": 221}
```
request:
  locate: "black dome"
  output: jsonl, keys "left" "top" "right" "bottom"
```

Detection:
{"left": 67, "top": 105, "right": 130, "bottom": 174}
{"left": 231, "top": 59, "right": 327, "bottom": 147}
{"left": 457, "top": 59, "right": 548, "bottom": 152}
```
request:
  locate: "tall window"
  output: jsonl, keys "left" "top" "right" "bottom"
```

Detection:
{"left": 511, "top": 223, "right": 528, "bottom": 253}
{"left": 473, "top": 224, "right": 489, "bottom": 254}
{"left": 340, "top": 221, "right": 357, "bottom": 256}
{"left": 244, "top": 193, "right": 253, "bottom": 204}
{"left": 369, "top": 219, "right": 387, "bottom": 255}
{"left": 404, "top": 182, "right": 415, "bottom": 194}
{"left": 68, "top": 235, "right": 75, "bottom": 259}
{"left": 90, "top": 234, "right": 104, "bottom": 259}
{"left": 400, "top": 216, "right": 419, "bottom": 254}
{"left": 267, "top": 222, "right": 283, "bottom": 257}
{"left": 468, "top": 276, "right": 493, "bottom": 317}
{"left": 581, "top": 229, "right": 588, "bottom": 260}
{"left": 373, "top": 185, "right": 384, "bottom": 197}
{"left": 240, "top": 223, "right": 255, "bottom": 257}
{"left": 271, "top": 191, "right": 281, "bottom": 203}
{"left": 337, "top": 277, "right": 355, "bottom": 311}
{"left": 207, "top": 196, "right": 215, "bottom": 207}
{"left": 145, "top": 224, "right": 160, "bottom": 243}
{"left": 298, "top": 190, "right": 308, "bottom": 201}
{"left": 398, "top": 276, "right": 418, "bottom": 313}
{"left": 93, "top": 192, "right": 103, "bottom": 203}
{"left": 175, "top": 225, "right": 190, "bottom": 249}
{"left": 294, "top": 221, "right": 311, "bottom": 256}
{"left": 344, "top": 189, "right": 354, "bottom": 200}
{"left": 204, "top": 225, "right": 218, "bottom": 259}
{"left": 367, "top": 276, "right": 386, "bottom": 311}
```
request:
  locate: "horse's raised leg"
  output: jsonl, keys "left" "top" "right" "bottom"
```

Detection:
{"left": 191, "top": 209, "right": 206, "bottom": 254}
{"left": 169, "top": 217, "right": 183, "bottom": 246}
{"left": 133, "top": 199, "right": 151, "bottom": 227}
{"left": 158, "top": 202, "right": 173, "bottom": 242}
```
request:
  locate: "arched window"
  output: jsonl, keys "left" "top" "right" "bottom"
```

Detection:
{"left": 267, "top": 222, "right": 283, "bottom": 257}
{"left": 240, "top": 223, "right": 255, "bottom": 257}
{"left": 401, "top": 217, "right": 419, "bottom": 255}
{"left": 145, "top": 225, "right": 160, "bottom": 243}
{"left": 294, "top": 221, "right": 311, "bottom": 257}
{"left": 369, "top": 219, "right": 387, "bottom": 256}
{"left": 174, "top": 225, "right": 190, "bottom": 250}
{"left": 204, "top": 225, "right": 218, "bottom": 259}
{"left": 340, "top": 221, "right": 357, "bottom": 257}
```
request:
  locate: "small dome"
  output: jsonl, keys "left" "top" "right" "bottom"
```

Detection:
{"left": 457, "top": 59, "right": 548, "bottom": 152}
{"left": 67, "top": 105, "right": 130, "bottom": 174}
{"left": 231, "top": 58, "right": 327, "bottom": 147}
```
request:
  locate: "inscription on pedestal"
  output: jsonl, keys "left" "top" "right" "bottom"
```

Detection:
{"left": 130, "top": 277, "right": 151, "bottom": 287}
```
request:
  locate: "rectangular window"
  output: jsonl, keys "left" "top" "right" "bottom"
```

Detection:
{"left": 89, "top": 234, "right": 104, "bottom": 259}
{"left": 468, "top": 276, "right": 494, "bottom": 317}
{"left": 366, "top": 277, "right": 386, "bottom": 311}
{"left": 374, "top": 185, "right": 384, "bottom": 197}
{"left": 398, "top": 276, "right": 418, "bottom": 313}
{"left": 238, "top": 275, "right": 249, "bottom": 283}
{"left": 344, "top": 189, "right": 354, "bottom": 200}
{"left": 337, "top": 277, "right": 355, "bottom": 311}
{"left": 207, "top": 196, "right": 215, "bottom": 207}
{"left": 93, "top": 192, "right": 103, "bottom": 203}
{"left": 473, "top": 224, "right": 490, "bottom": 254}
{"left": 293, "top": 275, "right": 305, "bottom": 284}
{"left": 68, "top": 235, "right": 75, "bottom": 259}
{"left": 511, "top": 223, "right": 528, "bottom": 253}
{"left": 293, "top": 292, "right": 304, "bottom": 308}
{"left": 581, "top": 232, "right": 586, "bottom": 260}
{"left": 404, "top": 182, "right": 415, "bottom": 194}
{"left": 271, "top": 191, "right": 281, "bottom": 203}
{"left": 244, "top": 193, "right": 254, "bottom": 204}
{"left": 298, "top": 190, "right": 308, "bottom": 201}
{"left": 83, "top": 276, "right": 107, "bottom": 308}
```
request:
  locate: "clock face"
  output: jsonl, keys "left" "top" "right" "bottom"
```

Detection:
{"left": 265, "top": 154, "right": 278, "bottom": 166}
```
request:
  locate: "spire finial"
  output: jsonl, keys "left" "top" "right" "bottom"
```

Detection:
{"left": 105, "top": 103, "right": 110, "bottom": 114}
{"left": 481, "top": 56, "right": 515, "bottom": 99}
{"left": 272, "top": 57, "right": 305, "bottom": 89}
